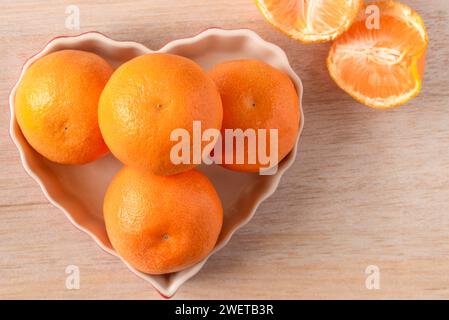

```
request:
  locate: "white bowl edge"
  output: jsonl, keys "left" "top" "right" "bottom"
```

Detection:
{"left": 9, "top": 29, "right": 305, "bottom": 298}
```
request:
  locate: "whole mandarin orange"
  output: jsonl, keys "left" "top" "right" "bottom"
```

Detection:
{"left": 208, "top": 59, "right": 300, "bottom": 172}
{"left": 15, "top": 50, "right": 113, "bottom": 164}
{"left": 98, "top": 53, "right": 223, "bottom": 176}
{"left": 103, "top": 166, "right": 223, "bottom": 274}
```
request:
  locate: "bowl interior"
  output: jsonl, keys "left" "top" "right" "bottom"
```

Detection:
{"left": 10, "top": 30, "right": 304, "bottom": 297}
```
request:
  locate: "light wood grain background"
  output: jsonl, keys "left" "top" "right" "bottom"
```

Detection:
{"left": 1, "top": 0, "right": 449, "bottom": 299}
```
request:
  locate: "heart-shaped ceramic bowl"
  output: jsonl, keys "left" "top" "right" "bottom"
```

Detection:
{"left": 9, "top": 29, "right": 304, "bottom": 297}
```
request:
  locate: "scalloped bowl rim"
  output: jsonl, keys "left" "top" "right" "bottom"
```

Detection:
{"left": 9, "top": 29, "right": 304, "bottom": 298}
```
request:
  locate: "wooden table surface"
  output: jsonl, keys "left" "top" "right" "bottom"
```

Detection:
{"left": 1, "top": 0, "right": 449, "bottom": 299}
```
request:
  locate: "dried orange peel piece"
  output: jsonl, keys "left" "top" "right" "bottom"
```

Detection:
{"left": 255, "top": 0, "right": 363, "bottom": 43}
{"left": 327, "top": 1, "right": 428, "bottom": 109}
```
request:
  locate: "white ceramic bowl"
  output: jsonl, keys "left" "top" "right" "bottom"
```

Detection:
{"left": 9, "top": 29, "right": 304, "bottom": 297}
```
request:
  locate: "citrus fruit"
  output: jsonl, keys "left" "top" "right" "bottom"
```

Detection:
{"left": 15, "top": 49, "right": 113, "bottom": 164}
{"left": 327, "top": 1, "right": 428, "bottom": 109}
{"left": 208, "top": 59, "right": 300, "bottom": 173}
{"left": 103, "top": 166, "right": 223, "bottom": 274}
{"left": 255, "top": 0, "right": 363, "bottom": 43}
{"left": 98, "top": 53, "right": 223, "bottom": 176}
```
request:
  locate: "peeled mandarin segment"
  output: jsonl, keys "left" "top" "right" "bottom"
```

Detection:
{"left": 256, "top": 0, "right": 363, "bottom": 43}
{"left": 327, "top": 1, "right": 428, "bottom": 109}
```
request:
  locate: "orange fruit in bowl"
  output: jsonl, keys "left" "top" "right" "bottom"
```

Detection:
{"left": 208, "top": 59, "right": 300, "bottom": 173}
{"left": 255, "top": 0, "right": 363, "bottom": 43}
{"left": 327, "top": 1, "right": 428, "bottom": 109}
{"left": 15, "top": 50, "right": 113, "bottom": 164}
{"left": 103, "top": 166, "right": 223, "bottom": 275}
{"left": 98, "top": 53, "right": 223, "bottom": 176}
